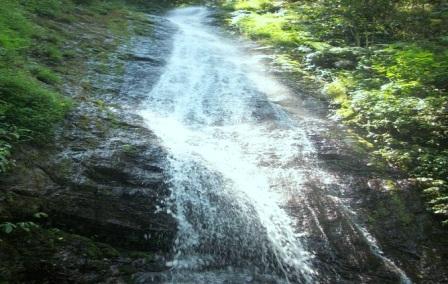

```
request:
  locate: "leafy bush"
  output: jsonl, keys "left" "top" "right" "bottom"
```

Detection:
{"left": 423, "top": 180, "right": 448, "bottom": 225}
{"left": 372, "top": 44, "right": 448, "bottom": 90}
{"left": 324, "top": 80, "right": 347, "bottom": 103}
{"left": 339, "top": 80, "right": 448, "bottom": 223}
{"left": 232, "top": 12, "right": 318, "bottom": 48}
{"left": 0, "top": 221, "right": 39, "bottom": 234}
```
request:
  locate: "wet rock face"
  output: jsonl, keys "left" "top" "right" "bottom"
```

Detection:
{"left": 45, "top": 111, "right": 175, "bottom": 252}
{"left": 0, "top": 14, "right": 178, "bottom": 253}
{"left": 302, "top": 124, "right": 448, "bottom": 283}
{"left": 118, "top": 16, "right": 176, "bottom": 107}
{"left": 358, "top": 178, "right": 448, "bottom": 283}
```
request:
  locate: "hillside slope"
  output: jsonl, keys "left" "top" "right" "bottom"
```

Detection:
{"left": 0, "top": 1, "right": 177, "bottom": 282}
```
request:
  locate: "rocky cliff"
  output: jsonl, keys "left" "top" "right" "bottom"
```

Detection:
{"left": 0, "top": 5, "right": 178, "bottom": 282}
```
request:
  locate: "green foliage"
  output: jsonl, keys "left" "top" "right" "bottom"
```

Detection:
{"left": 0, "top": 123, "right": 20, "bottom": 172}
{"left": 336, "top": 45, "right": 448, "bottom": 223}
{"left": 236, "top": 13, "right": 300, "bottom": 46}
{"left": 0, "top": 0, "right": 34, "bottom": 56}
{"left": 229, "top": 10, "right": 328, "bottom": 51}
{"left": 0, "top": 70, "right": 71, "bottom": 143}
{"left": 0, "top": 222, "right": 16, "bottom": 234}
{"left": 33, "top": 212, "right": 49, "bottom": 219}
{"left": 418, "top": 179, "right": 448, "bottom": 225}
{"left": 0, "top": 221, "right": 39, "bottom": 234}
{"left": 324, "top": 80, "right": 347, "bottom": 103}
{"left": 227, "top": 0, "right": 448, "bottom": 47}
{"left": 372, "top": 44, "right": 448, "bottom": 89}
{"left": 223, "top": 0, "right": 448, "bottom": 225}
{"left": 226, "top": 0, "right": 275, "bottom": 11}
{"left": 20, "top": 0, "right": 75, "bottom": 19}
{"left": 308, "top": 0, "right": 397, "bottom": 47}
{"left": 30, "top": 65, "right": 61, "bottom": 85}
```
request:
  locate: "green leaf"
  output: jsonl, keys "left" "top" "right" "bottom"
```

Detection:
{"left": 33, "top": 212, "right": 48, "bottom": 219}
{"left": 0, "top": 222, "right": 16, "bottom": 234}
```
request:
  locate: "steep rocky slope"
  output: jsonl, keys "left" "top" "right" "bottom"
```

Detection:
{"left": 0, "top": 2, "right": 178, "bottom": 282}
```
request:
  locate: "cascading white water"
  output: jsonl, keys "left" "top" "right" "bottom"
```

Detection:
{"left": 138, "top": 6, "right": 411, "bottom": 284}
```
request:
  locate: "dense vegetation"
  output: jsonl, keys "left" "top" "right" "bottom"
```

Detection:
{"left": 220, "top": 0, "right": 448, "bottom": 224}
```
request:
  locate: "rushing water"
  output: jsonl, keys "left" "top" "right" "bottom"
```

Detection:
{"left": 138, "top": 7, "right": 411, "bottom": 284}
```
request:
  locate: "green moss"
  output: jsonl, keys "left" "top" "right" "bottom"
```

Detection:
{"left": 0, "top": 70, "right": 71, "bottom": 143}
{"left": 369, "top": 191, "right": 412, "bottom": 226}
{"left": 391, "top": 194, "right": 413, "bottom": 225}
{"left": 122, "top": 144, "right": 138, "bottom": 155}
{"left": 22, "top": 0, "right": 75, "bottom": 19}
{"left": 30, "top": 65, "right": 61, "bottom": 85}
{"left": 40, "top": 44, "right": 65, "bottom": 64}
{"left": 94, "top": 99, "right": 107, "bottom": 110}
{"left": 127, "top": 251, "right": 152, "bottom": 259}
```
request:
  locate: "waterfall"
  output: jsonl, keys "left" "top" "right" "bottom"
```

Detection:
{"left": 138, "top": 6, "right": 411, "bottom": 284}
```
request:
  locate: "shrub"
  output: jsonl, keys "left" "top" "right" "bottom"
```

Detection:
{"left": 324, "top": 80, "right": 347, "bottom": 103}
{"left": 372, "top": 44, "right": 448, "bottom": 90}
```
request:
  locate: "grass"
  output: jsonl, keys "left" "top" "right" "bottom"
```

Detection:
{"left": 0, "top": 70, "right": 71, "bottom": 142}
{"left": 0, "top": 0, "right": 71, "bottom": 171}
{"left": 29, "top": 65, "right": 62, "bottom": 85}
